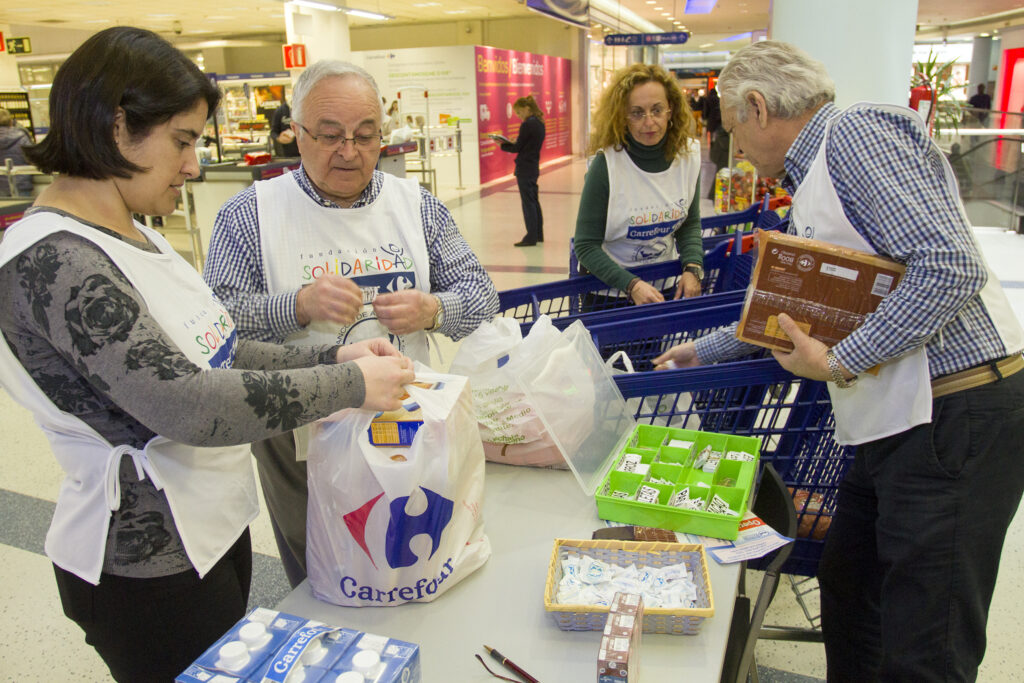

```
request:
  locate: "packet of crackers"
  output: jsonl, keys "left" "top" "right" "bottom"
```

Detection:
{"left": 367, "top": 381, "right": 444, "bottom": 447}
{"left": 736, "top": 230, "right": 905, "bottom": 353}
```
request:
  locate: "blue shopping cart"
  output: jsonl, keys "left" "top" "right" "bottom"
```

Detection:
{"left": 498, "top": 222, "right": 781, "bottom": 332}
{"left": 612, "top": 358, "right": 851, "bottom": 578}
{"left": 568, "top": 201, "right": 774, "bottom": 278}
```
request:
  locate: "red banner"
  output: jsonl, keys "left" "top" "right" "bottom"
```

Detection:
{"left": 475, "top": 46, "right": 572, "bottom": 184}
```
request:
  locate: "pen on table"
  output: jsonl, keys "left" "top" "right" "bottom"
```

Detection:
{"left": 483, "top": 645, "right": 540, "bottom": 683}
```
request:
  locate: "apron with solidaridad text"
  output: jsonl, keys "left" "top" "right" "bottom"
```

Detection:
{"left": 602, "top": 139, "right": 701, "bottom": 271}
{"left": 256, "top": 171, "right": 431, "bottom": 363}
{"left": 790, "top": 102, "right": 1024, "bottom": 445}
{"left": 0, "top": 212, "right": 258, "bottom": 584}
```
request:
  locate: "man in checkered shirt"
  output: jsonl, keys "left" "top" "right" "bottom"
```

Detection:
{"left": 203, "top": 60, "right": 497, "bottom": 590}
{"left": 655, "top": 42, "right": 1024, "bottom": 681}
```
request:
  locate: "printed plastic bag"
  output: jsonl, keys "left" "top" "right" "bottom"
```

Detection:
{"left": 305, "top": 367, "right": 490, "bottom": 607}
{"left": 605, "top": 350, "right": 701, "bottom": 430}
{"left": 448, "top": 316, "right": 567, "bottom": 467}
{"left": 450, "top": 316, "right": 598, "bottom": 468}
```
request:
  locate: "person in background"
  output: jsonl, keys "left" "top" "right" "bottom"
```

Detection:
{"left": 204, "top": 59, "right": 498, "bottom": 589}
{"left": 270, "top": 99, "right": 299, "bottom": 157}
{"left": 494, "top": 95, "right": 546, "bottom": 246}
{"left": 0, "top": 108, "right": 34, "bottom": 196}
{"left": 383, "top": 100, "right": 400, "bottom": 136}
{"left": 574, "top": 63, "right": 703, "bottom": 305}
{"left": 703, "top": 87, "right": 730, "bottom": 199}
{"left": 0, "top": 27, "right": 414, "bottom": 682}
{"left": 968, "top": 84, "right": 992, "bottom": 127}
{"left": 653, "top": 41, "right": 1024, "bottom": 682}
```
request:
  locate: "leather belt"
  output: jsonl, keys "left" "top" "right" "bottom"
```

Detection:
{"left": 931, "top": 354, "right": 1024, "bottom": 399}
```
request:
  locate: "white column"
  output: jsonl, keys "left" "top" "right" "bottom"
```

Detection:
{"left": 769, "top": 0, "right": 918, "bottom": 108}
{"left": 969, "top": 35, "right": 993, "bottom": 92}
{"left": 284, "top": 3, "right": 352, "bottom": 64}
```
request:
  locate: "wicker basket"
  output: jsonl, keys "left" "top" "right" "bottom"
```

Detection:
{"left": 543, "top": 538, "right": 714, "bottom": 635}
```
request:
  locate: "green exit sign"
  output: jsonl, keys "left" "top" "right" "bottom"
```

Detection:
{"left": 6, "top": 37, "right": 32, "bottom": 54}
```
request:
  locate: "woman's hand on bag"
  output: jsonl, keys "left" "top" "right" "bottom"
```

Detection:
{"left": 336, "top": 338, "right": 402, "bottom": 364}
{"left": 629, "top": 280, "right": 665, "bottom": 305}
{"left": 653, "top": 342, "right": 702, "bottom": 370}
{"left": 352, "top": 356, "right": 416, "bottom": 411}
{"left": 675, "top": 271, "right": 702, "bottom": 299}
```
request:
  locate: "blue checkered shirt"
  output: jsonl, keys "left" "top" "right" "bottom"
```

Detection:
{"left": 203, "top": 165, "right": 498, "bottom": 343}
{"left": 695, "top": 102, "right": 1018, "bottom": 378}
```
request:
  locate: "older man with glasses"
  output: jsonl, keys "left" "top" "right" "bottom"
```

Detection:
{"left": 203, "top": 60, "right": 498, "bottom": 589}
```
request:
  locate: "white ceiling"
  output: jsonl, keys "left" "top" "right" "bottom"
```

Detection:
{"left": 1, "top": 0, "right": 1022, "bottom": 52}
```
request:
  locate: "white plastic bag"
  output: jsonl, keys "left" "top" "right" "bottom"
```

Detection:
{"left": 605, "top": 350, "right": 701, "bottom": 430}
{"left": 305, "top": 367, "right": 490, "bottom": 607}
{"left": 449, "top": 316, "right": 570, "bottom": 467}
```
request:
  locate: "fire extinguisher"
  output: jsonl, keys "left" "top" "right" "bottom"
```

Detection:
{"left": 909, "top": 84, "right": 933, "bottom": 111}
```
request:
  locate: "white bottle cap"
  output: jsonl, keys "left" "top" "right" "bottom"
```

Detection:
{"left": 238, "top": 621, "right": 272, "bottom": 649}
{"left": 301, "top": 638, "right": 328, "bottom": 665}
{"left": 351, "top": 648, "right": 380, "bottom": 675}
{"left": 287, "top": 667, "right": 307, "bottom": 683}
{"left": 335, "top": 672, "right": 364, "bottom": 683}
{"left": 216, "top": 640, "right": 251, "bottom": 671}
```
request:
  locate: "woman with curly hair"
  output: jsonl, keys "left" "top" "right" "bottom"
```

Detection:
{"left": 0, "top": 26, "right": 413, "bottom": 682}
{"left": 574, "top": 63, "right": 703, "bottom": 305}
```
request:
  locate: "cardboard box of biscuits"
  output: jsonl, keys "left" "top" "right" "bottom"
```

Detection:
{"left": 737, "top": 230, "right": 905, "bottom": 352}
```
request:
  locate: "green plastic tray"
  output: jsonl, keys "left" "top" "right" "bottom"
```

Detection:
{"left": 595, "top": 424, "right": 760, "bottom": 540}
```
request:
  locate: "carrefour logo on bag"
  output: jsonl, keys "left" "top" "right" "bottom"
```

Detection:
{"left": 340, "top": 487, "right": 455, "bottom": 603}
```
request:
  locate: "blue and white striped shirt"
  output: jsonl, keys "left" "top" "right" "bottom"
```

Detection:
{"left": 695, "top": 102, "right": 1016, "bottom": 378}
{"left": 203, "top": 165, "right": 498, "bottom": 343}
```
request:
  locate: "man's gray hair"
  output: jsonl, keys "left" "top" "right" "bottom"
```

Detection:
{"left": 718, "top": 41, "right": 835, "bottom": 122}
{"left": 291, "top": 60, "right": 384, "bottom": 124}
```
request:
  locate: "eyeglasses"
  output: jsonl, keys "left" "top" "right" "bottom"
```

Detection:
{"left": 296, "top": 123, "right": 382, "bottom": 150}
{"left": 628, "top": 106, "right": 670, "bottom": 122}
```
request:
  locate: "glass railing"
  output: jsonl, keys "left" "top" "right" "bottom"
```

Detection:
{"left": 936, "top": 109, "right": 1024, "bottom": 232}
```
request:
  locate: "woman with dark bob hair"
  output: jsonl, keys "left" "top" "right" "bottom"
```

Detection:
{"left": 0, "top": 26, "right": 413, "bottom": 682}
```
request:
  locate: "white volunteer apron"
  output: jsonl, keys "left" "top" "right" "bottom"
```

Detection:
{"left": 790, "top": 102, "right": 1023, "bottom": 445}
{"left": 257, "top": 171, "right": 432, "bottom": 460}
{"left": 790, "top": 103, "right": 931, "bottom": 445}
{"left": 256, "top": 171, "right": 431, "bottom": 362}
{"left": 0, "top": 213, "right": 257, "bottom": 584}
{"left": 602, "top": 139, "right": 701, "bottom": 268}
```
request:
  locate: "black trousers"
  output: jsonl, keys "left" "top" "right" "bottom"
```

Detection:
{"left": 54, "top": 529, "right": 252, "bottom": 682}
{"left": 516, "top": 174, "right": 543, "bottom": 242}
{"left": 818, "top": 369, "right": 1024, "bottom": 682}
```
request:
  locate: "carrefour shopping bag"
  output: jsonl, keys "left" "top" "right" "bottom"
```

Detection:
{"left": 305, "top": 367, "right": 490, "bottom": 607}
{"left": 449, "top": 316, "right": 596, "bottom": 468}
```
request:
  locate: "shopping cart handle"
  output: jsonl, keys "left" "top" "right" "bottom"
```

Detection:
{"left": 613, "top": 358, "right": 794, "bottom": 397}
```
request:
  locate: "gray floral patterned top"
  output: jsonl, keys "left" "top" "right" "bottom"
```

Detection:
{"left": 0, "top": 209, "right": 366, "bottom": 578}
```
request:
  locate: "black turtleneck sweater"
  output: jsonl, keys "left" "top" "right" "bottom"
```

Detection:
{"left": 574, "top": 135, "right": 702, "bottom": 291}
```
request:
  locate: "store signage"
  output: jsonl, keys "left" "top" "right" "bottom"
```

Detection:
{"left": 5, "top": 37, "right": 32, "bottom": 55}
{"left": 283, "top": 43, "right": 308, "bottom": 70}
{"left": 604, "top": 32, "right": 689, "bottom": 46}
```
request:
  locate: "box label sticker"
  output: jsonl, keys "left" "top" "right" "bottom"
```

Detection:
{"left": 820, "top": 262, "right": 859, "bottom": 281}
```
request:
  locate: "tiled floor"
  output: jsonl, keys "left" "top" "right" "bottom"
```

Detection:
{"left": 2, "top": 155, "right": 1023, "bottom": 681}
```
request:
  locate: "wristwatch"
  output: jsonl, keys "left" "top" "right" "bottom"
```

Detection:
{"left": 426, "top": 295, "right": 444, "bottom": 332}
{"left": 825, "top": 349, "right": 857, "bottom": 389}
{"left": 683, "top": 263, "right": 704, "bottom": 281}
